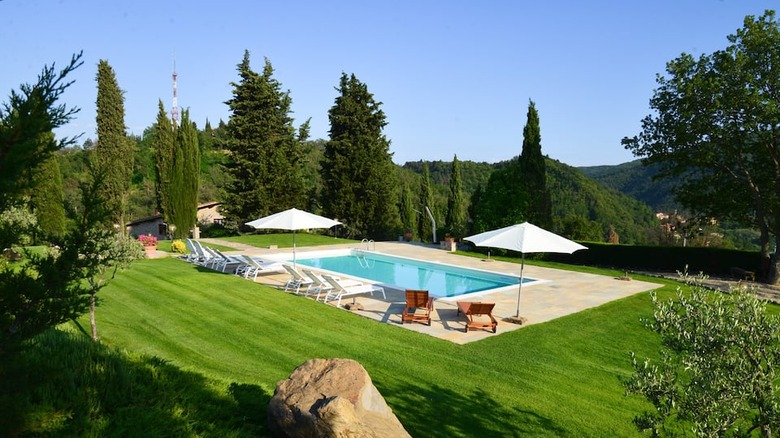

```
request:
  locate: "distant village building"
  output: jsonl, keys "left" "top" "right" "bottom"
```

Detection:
{"left": 126, "top": 202, "right": 223, "bottom": 240}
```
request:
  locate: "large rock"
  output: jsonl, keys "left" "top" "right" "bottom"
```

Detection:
{"left": 268, "top": 358, "right": 411, "bottom": 438}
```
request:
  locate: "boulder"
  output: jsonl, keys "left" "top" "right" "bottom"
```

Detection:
{"left": 268, "top": 358, "right": 410, "bottom": 438}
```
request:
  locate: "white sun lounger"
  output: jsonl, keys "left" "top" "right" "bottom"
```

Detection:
{"left": 211, "top": 249, "right": 244, "bottom": 273}
{"left": 321, "top": 274, "right": 386, "bottom": 307}
{"left": 301, "top": 269, "right": 361, "bottom": 300}
{"left": 282, "top": 264, "right": 315, "bottom": 293}
{"left": 234, "top": 255, "right": 285, "bottom": 280}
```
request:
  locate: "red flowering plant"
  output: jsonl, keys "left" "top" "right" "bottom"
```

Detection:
{"left": 137, "top": 234, "right": 158, "bottom": 247}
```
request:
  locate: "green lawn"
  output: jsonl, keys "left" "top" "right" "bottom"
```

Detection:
{"left": 46, "top": 251, "right": 678, "bottom": 437}
{"left": 215, "top": 232, "right": 355, "bottom": 249}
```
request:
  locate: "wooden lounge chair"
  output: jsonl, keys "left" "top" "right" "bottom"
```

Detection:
{"left": 401, "top": 289, "right": 434, "bottom": 326}
{"left": 321, "top": 274, "right": 386, "bottom": 307}
{"left": 456, "top": 301, "right": 498, "bottom": 333}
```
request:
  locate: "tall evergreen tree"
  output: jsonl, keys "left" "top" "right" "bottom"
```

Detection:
{"left": 0, "top": 53, "right": 83, "bottom": 214}
{"left": 445, "top": 154, "right": 466, "bottom": 235}
{"left": 152, "top": 100, "right": 174, "bottom": 219}
{"left": 1, "top": 53, "right": 140, "bottom": 355}
{"left": 322, "top": 72, "right": 399, "bottom": 239}
{"left": 168, "top": 109, "right": 200, "bottom": 238}
{"left": 467, "top": 184, "right": 483, "bottom": 235}
{"left": 399, "top": 181, "right": 416, "bottom": 238}
{"left": 152, "top": 103, "right": 200, "bottom": 238}
{"left": 417, "top": 163, "right": 435, "bottom": 242}
{"left": 94, "top": 60, "right": 133, "bottom": 229}
{"left": 472, "top": 160, "right": 526, "bottom": 232}
{"left": 221, "top": 51, "right": 307, "bottom": 228}
{"left": 30, "top": 141, "right": 66, "bottom": 239}
{"left": 519, "top": 100, "right": 552, "bottom": 228}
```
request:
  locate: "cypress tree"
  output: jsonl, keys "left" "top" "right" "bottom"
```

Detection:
{"left": 94, "top": 60, "right": 133, "bottom": 229}
{"left": 322, "top": 72, "right": 399, "bottom": 239}
{"left": 222, "top": 51, "right": 306, "bottom": 227}
{"left": 445, "top": 154, "right": 466, "bottom": 235}
{"left": 152, "top": 100, "right": 175, "bottom": 220}
{"left": 30, "top": 138, "right": 66, "bottom": 240}
{"left": 519, "top": 100, "right": 552, "bottom": 228}
{"left": 152, "top": 103, "right": 199, "bottom": 238}
{"left": 467, "top": 184, "right": 483, "bottom": 235}
{"left": 168, "top": 109, "right": 199, "bottom": 238}
{"left": 472, "top": 160, "right": 526, "bottom": 232}
{"left": 417, "top": 163, "right": 435, "bottom": 242}
{"left": 399, "top": 181, "right": 416, "bottom": 239}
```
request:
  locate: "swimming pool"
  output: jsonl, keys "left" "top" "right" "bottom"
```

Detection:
{"left": 291, "top": 250, "right": 531, "bottom": 298}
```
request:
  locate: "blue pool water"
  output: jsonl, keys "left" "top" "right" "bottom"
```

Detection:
{"left": 294, "top": 251, "right": 529, "bottom": 298}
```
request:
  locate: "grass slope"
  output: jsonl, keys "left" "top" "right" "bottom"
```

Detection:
{"left": 50, "top": 256, "right": 675, "bottom": 437}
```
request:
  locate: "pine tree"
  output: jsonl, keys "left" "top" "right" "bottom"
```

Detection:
{"left": 322, "top": 73, "right": 399, "bottom": 239}
{"left": 519, "top": 100, "right": 552, "bottom": 228}
{"left": 445, "top": 154, "right": 466, "bottom": 235}
{"left": 0, "top": 53, "right": 83, "bottom": 214}
{"left": 94, "top": 60, "right": 133, "bottom": 228}
{"left": 222, "top": 51, "right": 306, "bottom": 227}
{"left": 417, "top": 163, "right": 435, "bottom": 242}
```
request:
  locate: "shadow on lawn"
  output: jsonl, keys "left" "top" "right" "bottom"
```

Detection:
{"left": 0, "top": 329, "right": 272, "bottom": 437}
{"left": 381, "top": 380, "right": 567, "bottom": 437}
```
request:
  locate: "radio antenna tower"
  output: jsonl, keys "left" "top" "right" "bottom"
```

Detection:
{"left": 171, "top": 54, "right": 179, "bottom": 125}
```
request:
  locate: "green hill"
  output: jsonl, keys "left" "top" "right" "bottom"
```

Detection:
{"left": 403, "top": 158, "right": 658, "bottom": 244}
{"left": 578, "top": 160, "right": 681, "bottom": 213}
{"left": 547, "top": 158, "right": 657, "bottom": 244}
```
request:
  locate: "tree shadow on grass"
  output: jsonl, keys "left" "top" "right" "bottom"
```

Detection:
{"left": 0, "top": 329, "right": 271, "bottom": 437}
{"left": 379, "top": 380, "right": 567, "bottom": 437}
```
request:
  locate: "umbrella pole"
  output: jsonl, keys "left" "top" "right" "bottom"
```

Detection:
{"left": 516, "top": 253, "right": 525, "bottom": 318}
{"left": 292, "top": 231, "right": 297, "bottom": 269}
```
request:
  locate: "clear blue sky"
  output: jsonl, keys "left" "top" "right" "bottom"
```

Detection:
{"left": 2, "top": 1, "right": 776, "bottom": 166}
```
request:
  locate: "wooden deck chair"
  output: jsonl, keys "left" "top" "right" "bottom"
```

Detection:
{"left": 457, "top": 301, "right": 498, "bottom": 333}
{"left": 321, "top": 274, "right": 386, "bottom": 307}
{"left": 282, "top": 264, "right": 314, "bottom": 293}
{"left": 401, "top": 289, "right": 434, "bottom": 326}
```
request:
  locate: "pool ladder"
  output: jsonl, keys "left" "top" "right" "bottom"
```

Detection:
{"left": 355, "top": 245, "right": 376, "bottom": 269}
{"left": 360, "top": 238, "right": 375, "bottom": 251}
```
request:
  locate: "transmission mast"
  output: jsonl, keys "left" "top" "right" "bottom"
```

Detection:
{"left": 171, "top": 56, "right": 179, "bottom": 125}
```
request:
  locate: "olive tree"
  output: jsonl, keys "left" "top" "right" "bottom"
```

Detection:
{"left": 625, "top": 276, "right": 780, "bottom": 436}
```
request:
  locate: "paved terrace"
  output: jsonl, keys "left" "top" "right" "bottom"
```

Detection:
{"left": 201, "top": 239, "right": 663, "bottom": 344}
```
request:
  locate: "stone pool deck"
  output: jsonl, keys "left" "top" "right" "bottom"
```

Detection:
{"left": 204, "top": 240, "right": 663, "bottom": 344}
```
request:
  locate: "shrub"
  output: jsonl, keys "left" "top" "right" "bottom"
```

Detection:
{"left": 170, "top": 240, "right": 186, "bottom": 254}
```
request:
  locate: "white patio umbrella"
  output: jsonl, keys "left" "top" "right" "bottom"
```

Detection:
{"left": 245, "top": 208, "right": 341, "bottom": 268}
{"left": 464, "top": 222, "right": 587, "bottom": 318}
